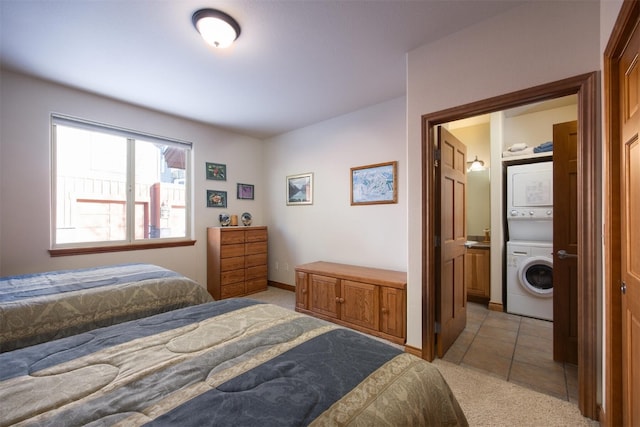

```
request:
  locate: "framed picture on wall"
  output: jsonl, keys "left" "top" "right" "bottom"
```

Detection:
{"left": 237, "top": 183, "right": 254, "bottom": 200}
{"left": 351, "top": 161, "right": 397, "bottom": 205}
{"left": 286, "top": 173, "right": 313, "bottom": 205}
{"left": 207, "top": 190, "right": 227, "bottom": 208}
{"left": 206, "top": 162, "right": 226, "bottom": 181}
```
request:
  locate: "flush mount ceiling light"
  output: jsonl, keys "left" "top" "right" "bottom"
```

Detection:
{"left": 192, "top": 8, "right": 241, "bottom": 49}
{"left": 467, "top": 155, "right": 486, "bottom": 172}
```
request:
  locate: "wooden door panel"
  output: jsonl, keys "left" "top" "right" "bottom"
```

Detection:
{"left": 341, "top": 280, "right": 379, "bottom": 331}
{"left": 553, "top": 120, "right": 578, "bottom": 364}
{"left": 437, "top": 127, "right": 467, "bottom": 358}
{"left": 380, "top": 287, "right": 405, "bottom": 338}
{"left": 295, "top": 271, "right": 308, "bottom": 309}
{"left": 622, "top": 137, "right": 640, "bottom": 426}
{"left": 309, "top": 274, "right": 340, "bottom": 319}
{"left": 621, "top": 23, "right": 640, "bottom": 424}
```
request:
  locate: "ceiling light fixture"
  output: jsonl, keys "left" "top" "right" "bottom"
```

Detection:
{"left": 192, "top": 9, "right": 241, "bottom": 49}
{"left": 467, "top": 155, "right": 486, "bottom": 172}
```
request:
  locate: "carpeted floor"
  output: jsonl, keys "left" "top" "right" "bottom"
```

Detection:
{"left": 247, "top": 287, "right": 600, "bottom": 426}
{"left": 433, "top": 358, "right": 599, "bottom": 426}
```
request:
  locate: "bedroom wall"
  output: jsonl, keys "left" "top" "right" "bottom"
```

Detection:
{"left": 263, "top": 97, "right": 407, "bottom": 284}
{"left": 406, "top": 0, "right": 601, "bottom": 350}
{"left": 0, "top": 69, "right": 264, "bottom": 286}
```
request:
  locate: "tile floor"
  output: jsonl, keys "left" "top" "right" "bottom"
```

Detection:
{"left": 443, "top": 302, "right": 578, "bottom": 403}
{"left": 247, "top": 287, "right": 578, "bottom": 404}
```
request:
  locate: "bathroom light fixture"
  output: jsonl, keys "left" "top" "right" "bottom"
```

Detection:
{"left": 192, "top": 9, "right": 241, "bottom": 49}
{"left": 467, "top": 155, "right": 485, "bottom": 172}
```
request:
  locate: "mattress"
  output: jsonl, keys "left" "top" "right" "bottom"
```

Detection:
{"left": 0, "top": 263, "right": 212, "bottom": 352}
{"left": 0, "top": 299, "right": 468, "bottom": 426}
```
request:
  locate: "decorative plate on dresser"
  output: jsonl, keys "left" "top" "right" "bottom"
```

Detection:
{"left": 241, "top": 212, "right": 252, "bottom": 226}
{"left": 218, "top": 213, "right": 231, "bottom": 227}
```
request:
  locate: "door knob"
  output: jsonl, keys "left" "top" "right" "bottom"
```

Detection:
{"left": 621, "top": 281, "right": 627, "bottom": 295}
{"left": 557, "top": 249, "right": 578, "bottom": 259}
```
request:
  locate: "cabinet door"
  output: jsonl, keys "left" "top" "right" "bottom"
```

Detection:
{"left": 380, "top": 286, "right": 406, "bottom": 339}
{"left": 309, "top": 274, "right": 340, "bottom": 319}
{"left": 341, "top": 280, "right": 379, "bottom": 331}
{"left": 466, "top": 248, "right": 490, "bottom": 301}
{"left": 295, "top": 271, "right": 308, "bottom": 310}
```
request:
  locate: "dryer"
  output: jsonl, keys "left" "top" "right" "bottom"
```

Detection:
{"left": 506, "top": 241, "right": 553, "bottom": 321}
{"left": 506, "top": 161, "right": 553, "bottom": 241}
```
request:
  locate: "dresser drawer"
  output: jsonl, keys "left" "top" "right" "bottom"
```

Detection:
{"left": 221, "top": 282, "right": 246, "bottom": 298}
{"left": 246, "top": 278, "right": 267, "bottom": 294}
{"left": 245, "top": 241, "right": 267, "bottom": 255}
{"left": 221, "top": 256, "right": 245, "bottom": 271}
{"left": 220, "top": 230, "right": 245, "bottom": 244}
{"left": 246, "top": 264, "right": 267, "bottom": 280}
{"left": 221, "top": 243, "right": 245, "bottom": 258}
{"left": 246, "top": 253, "right": 267, "bottom": 268}
{"left": 221, "top": 269, "right": 244, "bottom": 285}
{"left": 245, "top": 228, "right": 267, "bottom": 242}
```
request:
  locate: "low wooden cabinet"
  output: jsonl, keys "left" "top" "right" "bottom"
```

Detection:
{"left": 207, "top": 226, "right": 267, "bottom": 299}
{"left": 295, "top": 261, "right": 406, "bottom": 344}
{"left": 465, "top": 247, "right": 490, "bottom": 303}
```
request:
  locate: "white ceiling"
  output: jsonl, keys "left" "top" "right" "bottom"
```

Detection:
{"left": 0, "top": 0, "right": 525, "bottom": 139}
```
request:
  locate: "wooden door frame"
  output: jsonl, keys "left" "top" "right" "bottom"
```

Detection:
{"left": 421, "top": 72, "right": 599, "bottom": 419}
{"left": 602, "top": 1, "right": 637, "bottom": 425}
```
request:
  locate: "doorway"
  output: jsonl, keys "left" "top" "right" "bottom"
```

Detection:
{"left": 421, "top": 73, "right": 599, "bottom": 419}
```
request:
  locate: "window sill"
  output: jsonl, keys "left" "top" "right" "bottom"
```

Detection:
{"left": 49, "top": 240, "right": 196, "bottom": 257}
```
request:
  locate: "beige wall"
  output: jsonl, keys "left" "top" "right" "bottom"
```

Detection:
{"left": 263, "top": 97, "right": 408, "bottom": 283}
{"left": 0, "top": 69, "right": 264, "bottom": 286}
{"left": 407, "top": 0, "right": 601, "bottom": 350}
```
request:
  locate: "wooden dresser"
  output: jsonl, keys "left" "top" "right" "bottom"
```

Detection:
{"left": 294, "top": 261, "right": 406, "bottom": 345}
{"left": 206, "top": 226, "right": 268, "bottom": 299}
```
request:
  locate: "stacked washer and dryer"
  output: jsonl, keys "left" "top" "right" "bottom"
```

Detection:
{"left": 506, "top": 161, "right": 554, "bottom": 321}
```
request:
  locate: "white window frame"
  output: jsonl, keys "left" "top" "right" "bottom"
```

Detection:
{"left": 50, "top": 114, "right": 193, "bottom": 253}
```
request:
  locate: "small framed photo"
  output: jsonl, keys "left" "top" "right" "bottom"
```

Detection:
{"left": 237, "top": 183, "right": 254, "bottom": 200}
{"left": 286, "top": 173, "right": 313, "bottom": 205}
{"left": 206, "top": 162, "right": 226, "bottom": 181}
{"left": 207, "top": 190, "right": 227, "bottom": 208}
{"left": 351, "top": 161, "right": 397, "bottom": 205}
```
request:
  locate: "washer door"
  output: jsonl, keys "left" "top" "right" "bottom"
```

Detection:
{"left": 517, "top": 256, "right": 553, "bottom": 297}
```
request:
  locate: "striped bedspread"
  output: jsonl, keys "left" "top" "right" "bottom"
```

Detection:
{"left": 0, "top": 299, "right": 468, "bottom": 426}
{"left": 0, "top": 263, "right": 212, "bottom": 352}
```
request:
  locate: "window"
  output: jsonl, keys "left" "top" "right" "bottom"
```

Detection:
{"left": 51, "top": 115, "right": 192, "bottom": 252}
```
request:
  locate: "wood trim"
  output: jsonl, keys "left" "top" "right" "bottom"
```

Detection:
{"left": 487, "top": 301, "right": 504, "bottom": 312}
{"left": 267, "top": 280, "right": 296, "bottom": 292}
{"left": 422, "top": 114, "right": 437, "bottom": 361}
{"left": 49, "top": 240, "right": 196, "bottom": 256}
{"left": 404, "top": 344, "right": 422, "bottom": 357}
{"left": 421, "top": 72, "right": 599, "bottom": 419}
{"left": 602, "top": 2, "right": 638, "bottom": 425}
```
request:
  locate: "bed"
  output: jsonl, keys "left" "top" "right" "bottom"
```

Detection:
{"left": 0, "top": 299, "right": 468, "bottom": 426}
{"left": 0, "top": 263, "right": 213, "bottom": 352}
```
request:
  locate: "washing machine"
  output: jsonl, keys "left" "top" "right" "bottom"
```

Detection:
{"left": 506, "top": 241, "right": 553, "bottom": 321}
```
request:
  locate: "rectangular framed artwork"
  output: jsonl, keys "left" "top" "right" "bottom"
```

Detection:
{"left": 350, "top": 161, "right": 398, "bottom": 205}
{"left": 286, "top": 173, "right": 313, "bottom": 205}
{"left": 207, "top": 190, "right": 227, "bottom": 208}
{"left": 237, "top": 183, "right": 254, "bottom": 200}
{"left": 206, "top": 162, "right": 226, "bottom": 181}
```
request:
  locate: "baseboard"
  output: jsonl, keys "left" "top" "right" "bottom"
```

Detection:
{"left": 488, "top": 301, "right": 504, "bottom": 312}
{"left": 404, "top": 344, "right": 422, "bottom": 358}
{"left": 268, "top": 280, "right": 295, "bottom": 292}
